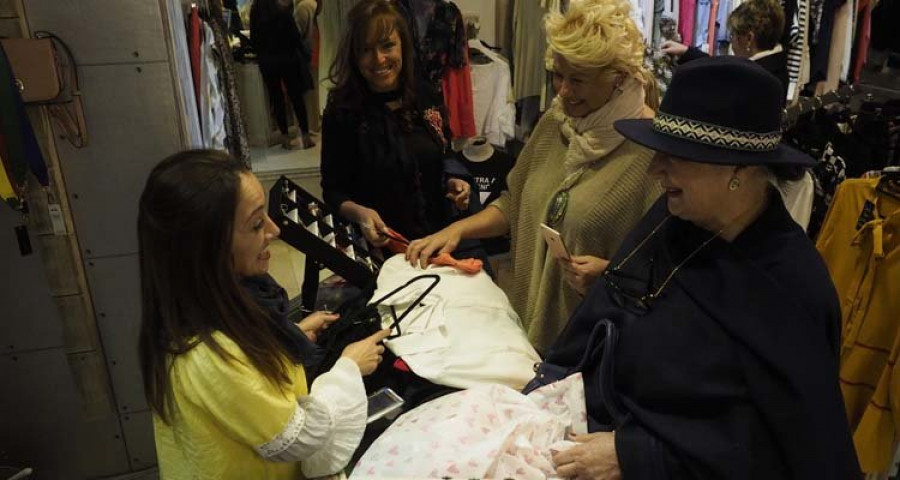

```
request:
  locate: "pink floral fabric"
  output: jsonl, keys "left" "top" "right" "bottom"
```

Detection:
{"left": 352, "top": 374, "right": 587, "bottom": 479}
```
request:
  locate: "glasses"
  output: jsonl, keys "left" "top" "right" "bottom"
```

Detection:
{"left": 602, "top": 216, "right": 721, "bottom": 314}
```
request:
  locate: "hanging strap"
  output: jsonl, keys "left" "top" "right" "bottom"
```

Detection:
{"left": 34, "top": 31, "right": 87, "bottom": 148}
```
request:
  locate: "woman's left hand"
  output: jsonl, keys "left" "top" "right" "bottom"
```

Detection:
{"left": 446, "top": 178, "right": 471, "bottom": 210}
{"left": 295, "top": 311, "right": 340, "bottom": 343}
{"left": 562, "top": 255, "right": 610, "bottom": 296}
{"left": 553, "top": 431, "right": 621, "bottom": 480}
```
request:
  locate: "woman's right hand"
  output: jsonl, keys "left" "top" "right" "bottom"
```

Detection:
{"left": 341, "top": 329, "right": 391, "bottom": 376}
{"left": 405, "top": 223, "right": 464, "bottom": 269}
{"left": 342, "top": 202, "right": 390, "bottom": 247}
{"left": 660, "top": 40, "right": 689, "bottom": 57}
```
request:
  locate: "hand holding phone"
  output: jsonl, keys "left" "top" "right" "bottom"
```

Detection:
{"left": 540, "top": 223, "right": 571, "bottom": 261}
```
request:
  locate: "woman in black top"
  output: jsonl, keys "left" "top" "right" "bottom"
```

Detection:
{"left": 320, "top": 0, "right": 470, "bottom": 244}
{"left": 250, "top": 0, "right": 315, "bottom": 149}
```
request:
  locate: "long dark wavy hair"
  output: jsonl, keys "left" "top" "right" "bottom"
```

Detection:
{"left": 138, "top": 149, "right": 291, "bottom": 423}
{"left": 327, "top": 0, "right": 418, "bottom": 112}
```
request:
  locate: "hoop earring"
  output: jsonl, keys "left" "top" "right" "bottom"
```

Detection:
{"left": 728, "top": 177, "right": 741, "bottom": 191}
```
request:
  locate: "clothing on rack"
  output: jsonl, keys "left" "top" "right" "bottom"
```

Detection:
{"left": 816, "top": 177, "right": 900, "bottom": 473}
{"left": 206, "top": 2, "right": 251, "bottom": 164}
{"left": 810, "top": 142, "right": 849, "bottom": 237}
{"left": 442, "top": 57, "right": 476, "bottom": 139}
{"left": 679, "top": 0, "right": 697, "bottom": 49}
{"left": 420, "top": 0, "right": 467, "bottom": 88}
{"left": 200, "top": 23, "right": 227, "bottom": 150}
{"left": 806, "top": 0, "right": 838, "bottom": 86}
{"left": 190, "top": 6, "right": 202, "bottom": 116}
{"left": 777, "top": 170, "right": 815, "bottom": 231}
{"left": 417, "top": 1, "right": 475, "bottom": 139}
{"left": 468, "top": 39, "right": 515, "bottom": 147}
{"left": 513, "top": 0, "right": 551, "bottom": 101}
{"left": 784, "top": 0, "right": 809, "bottom": 102}
{"left": 849, "top": 0, "right": 872, "bottom": 83}
{"left": 705, "top": 0, "right": 719, "bottom": 54}
{"left": 168, "top": 0, "right": 202, "bottom": 148}
{"left": 714, "top": 0, "right": 731, "bottom": 52}
{"left": 643, "top": 0, "right": 656, "bottom": 44}
{"left": 693, "top": 0, "right": 711, "bottom": 52}
{"left": 317, "top": 0, "right": 363, "bottom": 114}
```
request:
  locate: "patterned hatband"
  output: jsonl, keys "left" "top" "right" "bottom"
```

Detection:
{"left": 651, "top": 111, "right": 782, "bottom": 152}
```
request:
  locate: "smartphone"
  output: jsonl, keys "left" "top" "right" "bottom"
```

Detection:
{"left": 367, "top": 387, "right": 405, "bottom": 423}
{"left": 540, "top": 223, "right": 571, "bottom": 261}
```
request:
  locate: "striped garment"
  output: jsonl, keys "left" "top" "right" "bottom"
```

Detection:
{"left": 784, "top": 0, "right": 810, "bottom": 101}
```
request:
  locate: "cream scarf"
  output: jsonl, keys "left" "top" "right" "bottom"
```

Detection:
{"left": 551, "top": 76, "right": 647, "bottom": 191}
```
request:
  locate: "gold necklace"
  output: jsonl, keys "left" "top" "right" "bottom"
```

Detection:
{"left": 603, "top": 215, "right": 723, "bottom": 311}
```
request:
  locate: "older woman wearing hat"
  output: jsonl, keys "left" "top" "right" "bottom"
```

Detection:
{"left": 546, "top": 56, "right": 860, "bottom": 479}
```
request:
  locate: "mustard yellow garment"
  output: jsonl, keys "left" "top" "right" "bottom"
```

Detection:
{"left": 0, "top": 153, "right": 18, "bottom": 202}
{"left": 153, "top": 332, "right": 307, "bottom": 480}
{"left": 816, "top": 178, "right": 900, "bottom": 473}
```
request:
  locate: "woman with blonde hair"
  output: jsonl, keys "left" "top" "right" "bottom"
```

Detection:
{"left": 407, "top": 0, "right": 662, "bottom": 352}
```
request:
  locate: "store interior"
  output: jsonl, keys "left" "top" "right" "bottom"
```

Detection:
{"left": 1, "top": 0, "right": 899, "bottom": 478}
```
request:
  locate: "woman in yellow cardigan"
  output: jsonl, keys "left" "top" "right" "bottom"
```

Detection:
{"left": 137, "top": 150, "right": 389, "bottom": 479}
{"left": 407, "top": 0, "right": 662, "bottom": 352}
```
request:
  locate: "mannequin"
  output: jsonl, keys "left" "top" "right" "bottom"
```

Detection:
{"left": 457, "top": 136, "right": 514, "bottom": 254}
{"left": 462, "top": 136, "right": 495, "bottom": 163}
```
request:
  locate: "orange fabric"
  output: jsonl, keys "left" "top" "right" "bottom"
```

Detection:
{"left": 382, "top": 227, "right": 410, "bottom": 255}
{"left": 430, "top": 252, "right": 483, "bottom": 274}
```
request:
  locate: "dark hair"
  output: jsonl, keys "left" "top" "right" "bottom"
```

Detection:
{"left": 728, "top": 0, "right": 785, "bottom": 50}
{"left": 138, "top": 149, "right": 291, "bottom": 423}
{"left": 327, "top": 0, "right": 417, "bottom": 111}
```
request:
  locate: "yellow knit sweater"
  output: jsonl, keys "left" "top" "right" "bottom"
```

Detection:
{"left": 492, "top": 112, "right": 661, "bottom": 353}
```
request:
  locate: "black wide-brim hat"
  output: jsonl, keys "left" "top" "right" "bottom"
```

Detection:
{"left": 615, "top": 56, "right": 815, "bottom": 167}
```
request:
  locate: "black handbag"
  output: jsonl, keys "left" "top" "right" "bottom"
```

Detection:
{"left": 308, "top": 274, "right": 441, "bottom": 380}
{"left": 522, "top": 318, "right": 627, "bottom": 430}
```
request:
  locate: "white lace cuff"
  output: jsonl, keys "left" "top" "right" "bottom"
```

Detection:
{"left": 254, "top": 358, "right": 366, "bottom": 477}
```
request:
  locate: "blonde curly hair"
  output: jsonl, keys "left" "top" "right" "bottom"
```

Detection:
{"left": 545, "top": 0, "right": 658, "bottom": 108}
